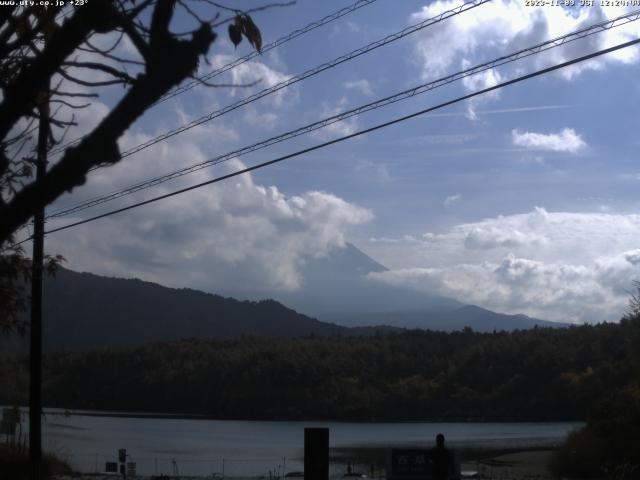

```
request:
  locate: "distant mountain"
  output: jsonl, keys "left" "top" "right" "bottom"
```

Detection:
{"left": 229, "top": 243, "right": 565, "bottom": 331}
{"left": 442, "top": 305, "right": 562, "bottom": 331}
{"left": 240, "top": 243, "right": 463, "bottom": 321}
{"left": 343, "top": 305, "right": 563, "bottom": 332}
{"left": 19, "top": 267, "right": 349, "bottom": 352}
{"left": 4, "top": 244, "right": 565, "bottom": 353}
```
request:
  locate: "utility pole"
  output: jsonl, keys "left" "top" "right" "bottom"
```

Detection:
{"left": 30, "top": 81, "right": 49, "bottom": 480}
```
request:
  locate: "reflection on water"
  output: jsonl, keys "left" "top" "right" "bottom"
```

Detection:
{"left": 33, "top": 408, "right": 582, "bottom": 477}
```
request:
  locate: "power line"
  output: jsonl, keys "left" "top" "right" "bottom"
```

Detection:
{"left": 49, "top": 0, "right": 491, "bottom": 161}
{"left": 36, "top": 37, "right": 640, "bottom": 239}
{"left": 157, "top": 0, "right": 380, "bottom": 105}
{"left": 48, "top": 0, "right": 381, "bottom": 157}
{"left": 118, "top": 0, "right": 490, "bottom": 158}
{"left": 46, "top": 9, "right": 640, "bottom": 219}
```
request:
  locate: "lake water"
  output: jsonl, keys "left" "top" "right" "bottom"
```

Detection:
{"left": 25, "top": 409, "right": 582, "bottom": 477}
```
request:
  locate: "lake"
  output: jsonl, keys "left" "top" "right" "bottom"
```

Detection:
{"left": 27, "top": 408, "right": 582, "bottom": 477}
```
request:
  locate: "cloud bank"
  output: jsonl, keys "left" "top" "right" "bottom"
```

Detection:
{"left": 368, "top": 208, "right": 640, "bottom": 323}
{"left": 47, "top": 99, "right": 372, "bottom": 298}
{"left": 410, "top": 1, "right": 640, "bottom": 111}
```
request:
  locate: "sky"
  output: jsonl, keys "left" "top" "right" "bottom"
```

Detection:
{"left": 22, "top": 0, "right": 640, "bottom": 324}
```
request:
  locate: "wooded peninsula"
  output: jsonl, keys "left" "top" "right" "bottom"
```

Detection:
{"left": 1, "top": 318, "right": 638, "bottom": 422}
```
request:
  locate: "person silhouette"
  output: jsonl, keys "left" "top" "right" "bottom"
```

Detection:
{"left": 431, "top": 433, "right": 452, "bottom": 480}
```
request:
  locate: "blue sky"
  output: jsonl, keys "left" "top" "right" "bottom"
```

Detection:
{"left": 32, "top": 0, "right": 640, "bottom": 323}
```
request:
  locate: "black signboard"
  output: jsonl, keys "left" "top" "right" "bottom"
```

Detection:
{"left": 105, "top": 462, "right": 118, "bottom": 473}
{"left": 390, "top": 449, "right": 430, "bottom": 477}
{"left": 387, "top": 448, "right": 461, "bottom": 480}
{"left": 304, "top": 427, "right": 329, "bottom": 480}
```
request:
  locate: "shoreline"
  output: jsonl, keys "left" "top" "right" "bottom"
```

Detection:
{"left": 32, "top": 406, "right": 586, "bottom": 424}
{"left": 47, "top": 446, "right": 560, "bottom": 480}
{"left": 3, "top": 410, "right": 578, "bottom": 479}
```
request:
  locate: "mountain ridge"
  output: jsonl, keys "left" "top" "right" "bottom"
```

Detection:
{"left": 36, "top": 266, "right": 349, "bottom": 352}
{"left": 236, "top": 242, "right": 565, "bottom": 330}
{"left": 4, "top": 243, "right": 566, "bottom": 352}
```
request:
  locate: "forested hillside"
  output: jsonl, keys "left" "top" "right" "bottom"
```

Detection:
{"left": 3, "top": 265, "right": 562, "bottom": 354}
{"left": 12, "top": 267, "right": 350, "bottom": 352}
{"left": 2, "top": 319, "right": 638, "bottom": 421}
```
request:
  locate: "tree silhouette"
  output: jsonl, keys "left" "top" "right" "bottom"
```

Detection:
{"left": 0, "top": 0, "right": 272, "bottom": 329}
{"left": 0, "top": 0, "right": 272, "bottom": 242}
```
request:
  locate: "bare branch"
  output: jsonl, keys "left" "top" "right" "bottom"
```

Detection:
{"left": 179, "top": 0, "right": 205, "bottom": 23}
{"left": 62, "top": 61, "right": 136, "bottom": 84}
{"left": 8, "top": 137, "right": 32, "bottom": 164}
{"left": 212, "top": 1, "right": 295, "bottom": 28}
{"left": 115, "top": 11, "right": 152, "bottom": 61}
{"left": 51, "top": 112, "right": 76, "bottom": 147}
{"left": 85, "top": 31, "right": 126, "bottom": 55}
{"left": 192, "top": 76, "right": 261, "bottom": 89}
{"left": 627, "top": 280, "right": 640, "bottom": 318}
{"left": 204, "top": 1, "right": 240, "bottom": 13}
{"left": 122, "top": 0, "right": 156, "bottom": 22}
{"left": 51, "top": 90, "right": 99, "bottom": 98}
{"left": 50, "top": 99, "right": 92, "bottom": 110}
{"left": 57, "top": 68, "right": 129, "bottom": 87}
{"left": 49, "top": 117, "right": 77, "bottom": 128}
{"left": 76, "top": 44, "right": 145, "bottom": 66}
{"left": 4, "top": 116, "right": 37, "bottom": 146}
{"left": 0, "top": 1, "right": 218, "bottom": 242}
{"left": 0, "top": 1, "right": 112, "bottom": 140}
{"left": 0, "top": 7, "right": 38, "bottom": 57}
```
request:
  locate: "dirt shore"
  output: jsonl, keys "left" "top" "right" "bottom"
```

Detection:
{"left": 465, "top": 449, "right": 555, "bottom": 479}
{"left": 52, "top": 451, "right": 558, "bottom": 480}
{"left": 48, "top": 449, "right": 563, "bottom": 480}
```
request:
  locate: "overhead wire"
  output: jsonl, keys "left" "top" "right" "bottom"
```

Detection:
{"left": 45, "top": 8, "right": 640, "bottom": 219}
{"left": 32, "top": 36, "right": 640, "bottom": 240}
{"left": 157, "top": 0, "right": 380, "bottom": 105}
{"left": 47, "top": 0, "right": 381, "bottom": 157}
{"left": 116, "top": 0, "right": 491, "bottom": 159}
{"left": 48, "top": 0, "right": 492, "bottom": 160}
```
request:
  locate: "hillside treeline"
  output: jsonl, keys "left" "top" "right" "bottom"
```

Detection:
{"left": 1, "top": 319, "right": 639, "bottom": 421}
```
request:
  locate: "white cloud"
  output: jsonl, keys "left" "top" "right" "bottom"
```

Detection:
{"left": 42, "top": 35, "right": 367, "bottom": 296}
{"left": 366, "top": 208, "right": 640, "bottom": 323}
{"left": 35, "top": 26, "right": 376, "bottom": 300}
{"left": 463, "top": 225, "right": 546, "bottom": 249}
{"left": 344, "top": 79, "right": 374, "bottom": 96}
{"left": 512, "top": 128, "right": 587, "bottom": 153}
{"left": 313, "top": 97, "right": 359, "bottom": 138}
{"left": 46, "top": 153, "right": 372, "bottom": 295}
{"left": 370, "top": 251, "right": 637, "bottom": 324}
{"left": 209, "top": 54, "right": 297, "bottom": 107}
{"left": 460, "top": 64, "right": 502, "bottom": 120}
{"left": 355, "top": 159, "right": 392, "bottom": 182}
{"left": 444, "top": 194, "right": 462, "bottom": 206}
{"left": 410, "top": 1, "right": 640, "bottom": 109}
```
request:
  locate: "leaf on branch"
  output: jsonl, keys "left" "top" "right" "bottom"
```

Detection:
{"left": 228, "top": 23, "right": 242, "bottom": 47}
{"left": 235, "top": 14, "right": 262, "bottom": 53}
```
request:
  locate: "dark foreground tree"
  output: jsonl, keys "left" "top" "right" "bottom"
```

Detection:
{"left": 551, "top": 294, "right": 640, "bottom": 480}
{"left": 0, "top": 0, "right": 271, "bottom": 329}
{"left": 0, "top": 0, "right": 268, "bottom": 243}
